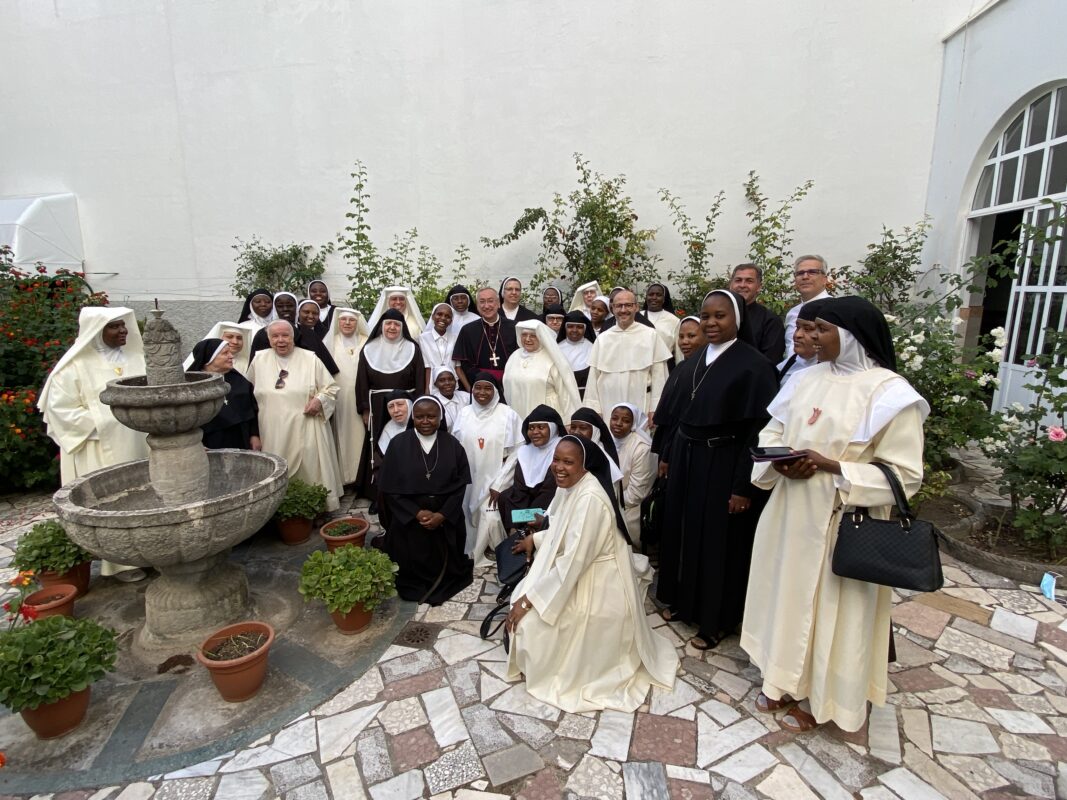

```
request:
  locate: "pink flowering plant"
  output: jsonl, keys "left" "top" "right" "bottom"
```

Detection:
{"left": 980, "top": 328, "right": 1067, "bottom": 558}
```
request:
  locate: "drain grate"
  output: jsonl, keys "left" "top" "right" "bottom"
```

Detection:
{"left": 396, "top": 622, "right": 440, "bottom": 649}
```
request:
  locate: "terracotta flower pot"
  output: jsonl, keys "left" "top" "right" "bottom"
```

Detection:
{"left": 196, "top": 621, "right": 275, "bottom": 702}
{"left": 39, "top": 561, "right": 91, "bottom": 597}
{"left": 330, "top": 602, "right": 373, "bottom": 635}
{"left": 277, "top": 516, "right": 313, "bottom": 546}
{"left": 20, "top": 687, "right": 91, "bottom": 739}
{"left": 24, "top": 583, "right": 78, "bottom": 619}
{"left": 319, "top": 517, "right": 370, "bottom": 553}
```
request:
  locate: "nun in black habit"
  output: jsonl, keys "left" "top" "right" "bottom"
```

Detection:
{"left": 377, "top": 396, "right": 474, "bottom": 606}
{"left": 490, "top": 405, "right": 565, "bottom": 532}
{"left": 238, "top": 287, "right": 276, "bottom": 327}
{"left": 188, "top": 338, "right": 260, "bottom": 450}
{"left": 653, "top": 289, "right": 778, "bottom": 650}
{"left": 557, "top": 311, "right": 596, "bottom": 397}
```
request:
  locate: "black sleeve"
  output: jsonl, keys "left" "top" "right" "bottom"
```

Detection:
{"left": 760, "top": 316, "right": 786, "bottom": 365}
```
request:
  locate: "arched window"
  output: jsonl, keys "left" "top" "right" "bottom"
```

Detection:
{"left": 968, "top": 84, "right": 1067, "bottom": 412}
{"left": 971, "top": 86, "right": 1067, "bottom": 212}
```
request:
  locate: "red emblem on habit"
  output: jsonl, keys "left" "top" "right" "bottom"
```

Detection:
{"left": 807, "top": 407, "right": 822, "bottom": 425}
{"left": 478, "top": 437, "right": 485, "bottom": 450}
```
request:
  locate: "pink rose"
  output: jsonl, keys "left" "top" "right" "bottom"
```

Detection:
{"left": 1050, "top": 426, "right": 1067, "bottom": 442}
{"left": 1026, "top": 358, "right": 1037, "bottom": 367}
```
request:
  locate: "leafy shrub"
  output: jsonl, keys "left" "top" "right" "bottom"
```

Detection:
{"left": 12, "top": 520, "right": 93, "bottom": 574}
{"left": 0, "top": 615, "right": 118, "bottom": 711}
{"left": 742, "top": 171, "right": 815, "bottom": 315}
{"left": 657, "top": 188, "right": 726, "bottom": 315}
{"left": 230, "top": 236, "right": 330, "bottom": 298}
{"left": 338, "top": 161, "right": 471, "bottom": 315}
{"left": 274, "top": 479, "right": 330, "bottom": 520}
{"left": 299, "top": 546, "right": 398, "bottom": 613}
{"left": 482, "top": 153, "right": 660, "bottom": 300}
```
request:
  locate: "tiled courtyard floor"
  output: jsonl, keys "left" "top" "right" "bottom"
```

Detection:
{"left": 1, "top": 489, "right": 1066, "bottom": 799}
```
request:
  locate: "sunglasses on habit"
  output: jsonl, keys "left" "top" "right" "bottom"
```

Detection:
{"left": 275, "top": 369, "right": 289, "bottom": 390}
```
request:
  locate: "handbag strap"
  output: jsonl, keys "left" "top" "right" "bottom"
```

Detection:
{"left": 869, "top": 462, "right": 914, "bottom": 522}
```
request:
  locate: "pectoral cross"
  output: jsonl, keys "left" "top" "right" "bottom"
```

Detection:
{"left": 489, "top": 351, "right": 500, "bottom": 367}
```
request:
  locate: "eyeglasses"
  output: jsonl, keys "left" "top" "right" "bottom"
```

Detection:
{"left": 794, "top": 269, "right": 825, "bottom": 278}
{"left": 614, "top": 303, "right": 636, "bottom": 309}
{"left": 275, "top": 369, "right": 289, "bottom": 390}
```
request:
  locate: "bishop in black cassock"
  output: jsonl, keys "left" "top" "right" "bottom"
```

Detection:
{"left": 452, "top": 315, "right": 518, "bottom": 389}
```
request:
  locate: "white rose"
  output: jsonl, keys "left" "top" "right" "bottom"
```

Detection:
{"left": 989, "top": 347, "right": 1004, "bottom": 362}
{"left": 990, "top": 326, "right": 1007, "bottom": 346}
{"left": 1011, "top": 402, "right": 1025, "bottom": 412}
{"left": 911, "top": 332, "right": 926, "bottom": 344}
{"left": 977, "top": 374, "right": 992, "bottom": 387}
{"left": 911, "top": 355, "right": 924, "bottom": 368}
{"left": 915, "top": 317, "right": 925, "bottom": 325}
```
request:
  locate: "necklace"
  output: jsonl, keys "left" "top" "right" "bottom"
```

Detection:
{"left": 690, "top": 351, "right": 715, "bottom": 400}
{"left": 421, "top": 440, "right": 439, "bottom": 480}
{"left": 482, "top": 322, "right": 501, "bottom": 368}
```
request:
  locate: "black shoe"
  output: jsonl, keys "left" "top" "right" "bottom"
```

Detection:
{"left": 368, "top": 500, "right": 378, "bottom": 515}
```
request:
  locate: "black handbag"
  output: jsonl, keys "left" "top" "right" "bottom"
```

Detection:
{"left": 479, "top": 529, "right": 532, "bottom": 652}
{"left": 831, "top": 462, "right": 944, "bottom": 593}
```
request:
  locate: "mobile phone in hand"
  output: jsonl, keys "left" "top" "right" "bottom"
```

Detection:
{"left": 750, "top": 447, "right": 803, "bottom": 463}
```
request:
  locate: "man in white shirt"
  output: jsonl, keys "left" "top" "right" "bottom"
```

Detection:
{"left": 782, "top": 254, "right": 831, "bottom": 359}
{"left": 584, "top": 290, "right": 671, "bottom": 423}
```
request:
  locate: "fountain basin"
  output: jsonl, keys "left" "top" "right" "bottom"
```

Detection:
{"left": 100, "top": 372, "right": 228, "bottom": 435}
{"left": 53, "top": 451, "right": 288, "bottom": 568}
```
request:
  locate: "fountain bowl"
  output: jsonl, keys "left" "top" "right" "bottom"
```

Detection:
{"left": 100, "top": 372, "right": 228, "bottom": 435}
{"left": 53, "top": 450, "right": 288, "bottom": 568}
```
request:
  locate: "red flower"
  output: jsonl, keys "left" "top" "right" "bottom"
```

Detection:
{"left": 19, "top": 604, "right": 38, "bottom": 621}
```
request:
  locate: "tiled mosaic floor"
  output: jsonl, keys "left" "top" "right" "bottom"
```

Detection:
{"left": 1, "top": 489, "right": 1066, "bottom": 799}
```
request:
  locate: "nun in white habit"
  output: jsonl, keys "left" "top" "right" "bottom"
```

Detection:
{"left": 367, "top": 286, "right": 425, "bottom": 339}
{"left": 418, "top": 303, "right": 459, "bottom": 380}
{"left": 569, "top": 280, "right": 602, "bottom": 319}
{"left": 502, "top": 320, "right": 581, "bottom": 423}
{"left": 430, "top": 365, "right": 470, "bottom": 431}
{"left": 609, "top": 402, "right": 656, "bottom": 545}
{"left": 327, "top": 307, "right": 371, "bottom": 485}
{"left": 451, "top": 372, "right": 523, "bottom": 565}
{"left": 39, "top": 306, "right": 149, "bottom": 580}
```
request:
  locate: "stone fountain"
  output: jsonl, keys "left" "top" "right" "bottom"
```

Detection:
{"left": 53, "top": 308, "right": 288, "bottom": 650}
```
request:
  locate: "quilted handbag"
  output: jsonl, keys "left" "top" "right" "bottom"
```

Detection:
{"left": 831, "top": 462, "right": 944, "bottom": 593}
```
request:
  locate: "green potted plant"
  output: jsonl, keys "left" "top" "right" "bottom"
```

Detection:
{"left": 0, "top": 612, "right": 118, "bottom": 739}
{"left": 319, "top": 515, "right": 371, "bottom": 552}
{"left": 13, "top": 520, "right": 94, "bottom": 596}
{"left": 195, "top": 620, "right": 275, "bottom": 702}
{"left": 273, "top": 479, "right": 330, "bottom": 545}
{"left": 299, "top": 546, "right": 398, "bottom": 634}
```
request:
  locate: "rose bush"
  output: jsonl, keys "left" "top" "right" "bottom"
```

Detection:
{"left": 0, "top": 245, "right": 107, "bottom": 490}
{"left": 979, "top": 329, "right": 1067, "bottom": 558}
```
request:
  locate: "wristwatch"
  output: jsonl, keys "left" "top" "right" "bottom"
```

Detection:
{"left": 520, "top": 599, "right": 531, "bottom": 610}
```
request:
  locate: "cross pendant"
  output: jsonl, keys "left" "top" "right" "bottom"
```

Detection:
{"left": 425, "top": 472, "right": 431, "bottom": 480}
{"left": 489, "top": 351, "right": 500, "bottom": 367}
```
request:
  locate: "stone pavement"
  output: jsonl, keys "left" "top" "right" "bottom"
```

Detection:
{"left": 2, "top": 489, "right": 1067, "bottom": 799}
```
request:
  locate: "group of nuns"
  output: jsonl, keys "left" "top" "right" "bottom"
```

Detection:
{"left": 181, "top": 274, "right": 925, "bottom": 731}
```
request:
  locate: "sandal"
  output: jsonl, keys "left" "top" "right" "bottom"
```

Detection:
{"left": 755, "top": 692, "right": 796, "bottom": 713}
{"left": 659, "top": 608, "right": 675, "bottom": 622}
{"left": 780, "top": 705, "right": 819, "bottom": 733}
{"left": 689, "top": 634, "right": 722, "bottom": 651}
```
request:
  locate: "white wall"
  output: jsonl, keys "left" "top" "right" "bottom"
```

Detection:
{"left": 1, "top": 0, "right": 976, "bottom": 304}
{"left": 924, "top": 0, "right": 1067, "bottom": 273}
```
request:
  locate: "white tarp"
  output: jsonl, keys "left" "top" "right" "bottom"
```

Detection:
{"left": 0, "top": 193, "right": 84, "bottom": 270}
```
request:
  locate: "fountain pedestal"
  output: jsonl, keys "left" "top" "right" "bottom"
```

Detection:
{"left": 53, "top": 309, "right": 289, "bottom": 651}
{"left": 142, "top": 553, "right": 250, "bottom": 648}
